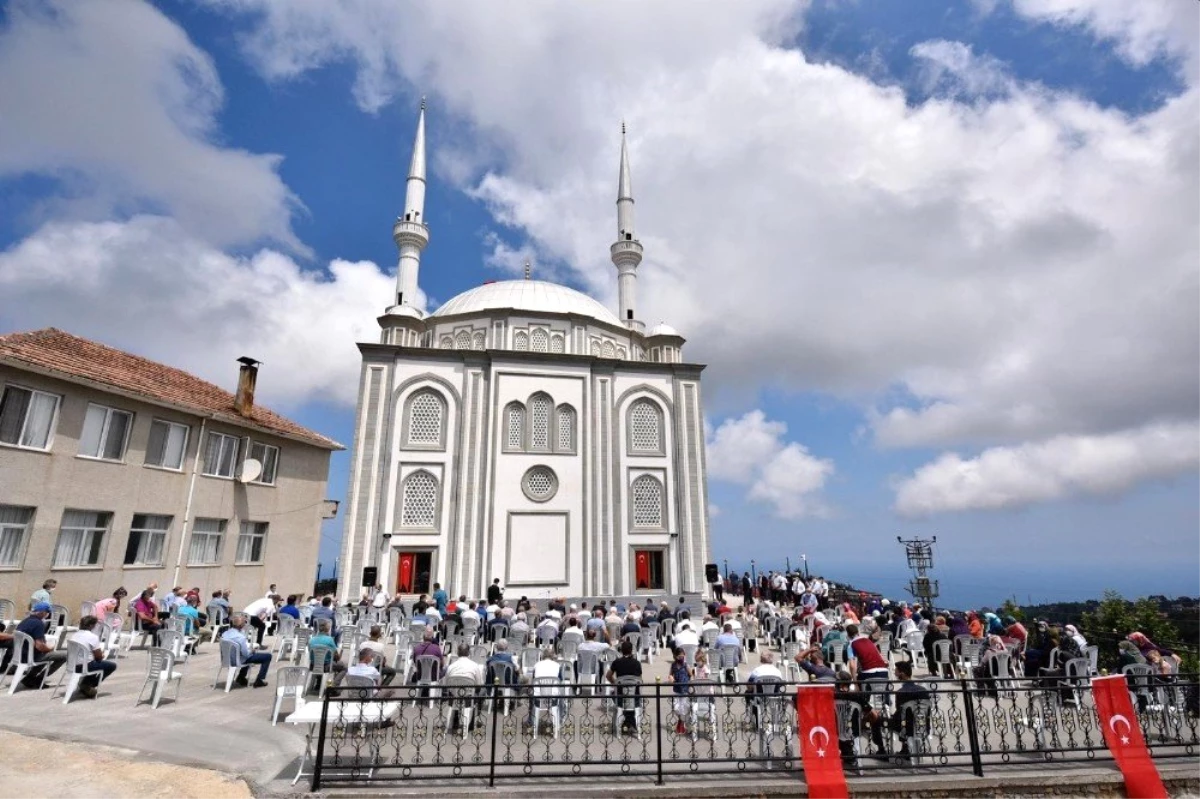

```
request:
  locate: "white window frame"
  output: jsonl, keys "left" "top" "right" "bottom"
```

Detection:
{"left": 202, "top": 432, "right": 240, "bottom": 478}
{"left": 77, "top": 403, "right": 134, "bottom": 462}
{"left": 503, "top": 401, "right": 525, "bottom": 453}
{"left": 188, "top": 518, "right": 226, "bottom": 565}
{"left": 629, "top": 473, "right": 667, "bottom": 531}
{"left": 554, "top": 404, "right": 577, "bottom": 454}
{"left": 248, "top": 441, "right": 279, "bottom": 485}
{"left": 0, "top": 385, "right": 61, "bottom": 451}
{"left": 398, "top": 469, "right": 441, "bottom": 530}
{"left": 401, "top": 389, "right": 448, "bottom": 451}
{"left": 144, "top": 419, "right": 190, "bottom": 471}
{"left": 627, "top": 399, "right": 666, "bottom": 456}
{"left": 124, "top": 513, "right": 171, "bottom": 567}
{"left": 0, "top": 505, "right": 35, "bottom": 568}
{"left": 53, "top": 510, "right": 111, "bottom": 568}
{"left": 236, "top": 521, "right": 268, "bottom": 564}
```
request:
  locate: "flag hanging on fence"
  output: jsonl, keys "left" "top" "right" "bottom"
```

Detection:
{"left": 795, "top": 684, "right": 848, "bottom": 799}
{"left": 1092, "top": 674, "right": 1167, "bottom": 799}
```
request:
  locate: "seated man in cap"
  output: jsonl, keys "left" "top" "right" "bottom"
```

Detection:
{"left": 16, "top": 603, "right": 67, "bottom": 688}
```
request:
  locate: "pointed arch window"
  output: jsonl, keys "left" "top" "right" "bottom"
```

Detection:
{"left": 455, "top": 330, "right": 472, "bottom": 350}
{"left": 631, "top": 474, "right": 665, "bottom": 529}
{"left": 504, "top": 401, "right": 525, "bottom": 452}
{"left": 555, "top": 404, "right": 576, "bottom": 453}
{"left": 550, "top": 334, "right": 565, "bottom": 354}
{"left": 513, "top": 331, "right": 529, "bottom": 351}
{"left": 403, "top": 389, "right": 447, "bottom": 450}
{"left": 439, "top": 335, "right": 454, "bottom": 349}
{"left": 590, "top": 339, "right": 601, "bottom": 356}
{"left": 628, "top": 399, "right": 664, "bottom": 455}
{"left": 399, "top": 470, "right": 440, "bottom": 528}
{"left": 529, "top": 393, "right": 552, "bottom": 451}
{"left": 472, "top": 331, "right": 487, "bottom": 350}
{"left": 530, "top": 328, "right": 549, "bottom": 353}
{"left": 602, "top": 340, "right": 616, "bottom": 359}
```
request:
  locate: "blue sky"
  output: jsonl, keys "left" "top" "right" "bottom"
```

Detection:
{"left": 1, "top": 0, "right": 1196, "bottom": 609}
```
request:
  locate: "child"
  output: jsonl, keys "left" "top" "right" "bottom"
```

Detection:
{"left": 668, "top": 647, "right": 691, "bottom": 734}
{"left": 694, "top": 649, "right": 712, "bottom": 681}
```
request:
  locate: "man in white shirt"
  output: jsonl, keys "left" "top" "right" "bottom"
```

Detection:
{"left": 242, "top": 595, "right": 278, "bottom": 648}
{"left": 69, "top": 615, "right": 116, "bottom": 698}
{"left": 459, "top": 602, "right": 481, "bottom": 625}
{"left": 221, "top": 614, "right": 273, "bottom": 688}
{"left": 371, "top": 585, "right": 389, "bottom": 610}
{"left": 748, "top": 650, "right": 784, "bottom": 683}
{"left": 359, "top": 625, "right": 397, "bottom": 685}
{"left": 444, "top": 643, "right": 485, "bottom": 684}
{"left": 345, "top": 648, "right": 381, "bottom": 686}
{"left": 673, "top": 623, "right": 700, "bottom": 649}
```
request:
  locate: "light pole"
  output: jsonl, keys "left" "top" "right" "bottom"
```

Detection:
{"left": 802, "top": 553, "right": 810, "bottom": 581}
{"left": 750, "top": 559, "right": 757, "bottom": 590}
{"left": 786, "top": 556, "right": 791, "bottom": 573}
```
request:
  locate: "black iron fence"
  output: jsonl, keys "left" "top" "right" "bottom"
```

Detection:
{"left": 308, "top": 674, "right": 1199, "bottom": 789}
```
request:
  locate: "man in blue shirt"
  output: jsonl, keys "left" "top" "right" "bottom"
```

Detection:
{"left": 310, "top": 596, "right": 338, "bottom": 640}
{"left": 16, "top": 603, "right": 66, "bottom": 688}
{"left": 432, "top": 583, "right": 448, "bottom": 614}
{"left": 278, "top": 595, "right": 301, "bottom": 619}
{"left": 220, "top": 614, "right": 272, "bottom": 687}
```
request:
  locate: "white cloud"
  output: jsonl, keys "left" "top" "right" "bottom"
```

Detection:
{"left": 0, "top": 0, "right": 303, "bottom": 250}
{"left": 706, "top": 411, "right": 834, "bottom": 519}
{"left": 910, "top": 39, "right": 1014, "bottom": 98}
{"left": 708, "top": 503, "right": 721, "bottom": 518}
{"left": 893, "top": 421, "right": 1200, "bottom": 516}
{"left": 0, "top": 216, "right": 409, "bottom": 408}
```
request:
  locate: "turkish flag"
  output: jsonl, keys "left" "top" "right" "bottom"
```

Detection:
{"left": 635, "top": 551, "right": 650, "bottom": 589}
{"left": 795, "top": 684, "right": 848, "bottom": 798}
{"left": 397, "top": 554, "right": 414, "bottom": 594}
{"left": 1092, "top": 674, "right": 1167, "bottom": 798}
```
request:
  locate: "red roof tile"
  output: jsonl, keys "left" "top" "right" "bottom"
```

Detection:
{"left": 0, "top": 328, "right": 343, "bottom": 450}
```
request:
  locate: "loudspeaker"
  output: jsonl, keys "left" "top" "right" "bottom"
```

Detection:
{"left": 361, "top": 566, "right": 378, "bottom": 588}
{"left": 705, "top": 563, "right": 719, "bottom": 584}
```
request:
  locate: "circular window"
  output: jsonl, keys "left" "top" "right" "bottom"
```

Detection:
{"left": 522, "top": 466, "right": 559, "bottom": 502}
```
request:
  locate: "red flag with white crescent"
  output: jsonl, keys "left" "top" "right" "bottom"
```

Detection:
{"left": 1092, "top": 674, "right": 1167, "bottom": 798}
{"left": 795, "top": 684, "right": 848, "bottom": 798}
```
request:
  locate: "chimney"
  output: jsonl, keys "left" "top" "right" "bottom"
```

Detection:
{"left": 235, "top": 357, "right": 260, "bottom": 416}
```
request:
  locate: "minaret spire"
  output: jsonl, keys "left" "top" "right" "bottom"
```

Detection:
{"left": 611, "top": 122, "right": 644, "bottom": 332}
{"left": 392, "top": 99, "right": 431, "bottom": 311}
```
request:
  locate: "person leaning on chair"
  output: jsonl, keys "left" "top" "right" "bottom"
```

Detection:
{"left": 16, "top": 603, "right": 67, "bottom": 688}
{"left": 220, "top": 613, "right": 272, "bottom": 688}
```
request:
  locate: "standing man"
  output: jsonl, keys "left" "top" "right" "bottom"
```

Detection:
{"left": 221, "top": 614, "right": 273, "bottom": 688}
{"left": 371, "top": 584, "right": 389, "bottom": 612}
{"left": 711, "top": 569, "right": 724, "bottom": 603}
{"left": 432, "top": 583, "right": 449, "bottom": 614}
{"left": 29, "top": 579, "right": 57, "bottom": 611}
{"left": 741, "top": 573, "right": 754, "bottom": 607}
{"left": 487, "top": 578, "right": 504, "bottom": 607}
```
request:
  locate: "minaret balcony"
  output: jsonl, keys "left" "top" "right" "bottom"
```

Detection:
{"left": 610, "top": 238, "right": 643, "bottom": 264}
{"left": 393, "top": 219, "right": 430, "bottom": 247}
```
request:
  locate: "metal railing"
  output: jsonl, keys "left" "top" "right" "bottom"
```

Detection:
{"left": 309, "top": 674, "right": 1198, "bottom": 789}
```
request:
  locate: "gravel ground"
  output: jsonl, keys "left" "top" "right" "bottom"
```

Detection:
{"left": 0, "top": 730, "right": 252, "bottom": 799}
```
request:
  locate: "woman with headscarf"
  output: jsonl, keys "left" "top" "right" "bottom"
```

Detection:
{"left": 948, "top": 614, "right": 970, "bottom": 639}
{"left": 1064, "top": 624, "right": 1088, "bottom": 651}
{"left": 923, "top": 615, "right": 951, "bottom": 678}
{"left": 967, "top": 611, "right": 984, "bottom": 639}
{"left": 1127, "top": 632, "right": 1181, "bottom": 669}
{"left": 973, "top": 635, "right": 1010, "bottom": 693}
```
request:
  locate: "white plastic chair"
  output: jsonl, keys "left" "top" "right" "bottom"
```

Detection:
{"left": 531, "top": 676, "right": 565, "bottom": 739}
{"left": 689, "top": 679, "right": 721, "bottom": 741}
{"left": 136, "top": 647, "right": 183, "bottom": 708}
{"left": 611, "top": 675, "right": 643, "bottom": 736}
{"left": 3, "top": 631, "right": 48, "bottom": 694}
{"left": 272, "top": 665, "right": 310, "bottom": 725}
{"left": 443, "top": 675, "right": 481, "bottom": 738}
{"left": 159, "top": 630, "right": 190, "bottom": 666}
{"left": 50, "top": 640, "right": 93, "bottom": 704}
{"left": 214, "top": 639, "right": 244, "bottom": 692}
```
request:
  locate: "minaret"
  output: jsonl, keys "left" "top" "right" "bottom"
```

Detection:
{"left": 391, "top": 99, "right": 430, "bottom": 311}
{"left": 611, "top": 122, "right": 644, "bottom": 332}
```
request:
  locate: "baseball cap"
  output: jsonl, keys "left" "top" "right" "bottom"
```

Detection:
{"left": 32, "top": 602, "right": 52, "bottom": 613}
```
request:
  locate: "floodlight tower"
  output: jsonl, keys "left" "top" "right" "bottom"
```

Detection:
{"left": 897, "top": 535, "right": 939, "bottom": 611}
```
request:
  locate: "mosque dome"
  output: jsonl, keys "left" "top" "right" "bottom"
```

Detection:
{"left": 432, "top": 280, "right": 622, "bottom": 327}
{"left": 647, "top": 322, "right": 681, "bottom": 338}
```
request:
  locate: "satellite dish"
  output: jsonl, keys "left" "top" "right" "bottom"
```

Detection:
{"left": 238, "top": 458, "right": 263, "bottom": 484}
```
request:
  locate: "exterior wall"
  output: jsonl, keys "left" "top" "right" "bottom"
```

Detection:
{"left": 343, "top": 329, "right": 711, "bottom": 602}
{"left": 0, "top": 366, "right": 332, "bottom": 616}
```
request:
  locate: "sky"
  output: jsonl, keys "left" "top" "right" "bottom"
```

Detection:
{"left": 0, "top": 0, "right": 1196, "bottom": 609}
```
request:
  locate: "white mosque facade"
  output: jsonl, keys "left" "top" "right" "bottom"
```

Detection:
{"left": 338, "top": 106, "right": 712, "bottom": 601}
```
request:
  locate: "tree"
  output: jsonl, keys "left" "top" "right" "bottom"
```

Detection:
{"left": 1079, "top": 590, "right": 1181, "bottom": 672}
{"left": 998, "top": 598, "right": 1024, "bottom": 622}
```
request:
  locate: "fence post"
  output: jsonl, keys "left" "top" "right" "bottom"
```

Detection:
{"left": 488, "top": 679, "right": 501, "bottom": 788}
{"left": 311, "top": 685, "right": 332, "bottom": 791}
{"left": 654, "top": 678, "right": 664, "bottom": 786}
{"left": 959, "top": 677, "right": 985, "bottom": 777}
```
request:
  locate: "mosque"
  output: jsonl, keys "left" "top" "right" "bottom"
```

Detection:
{"left": 338, "top": 104, "right": 712, "bottom": 602}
